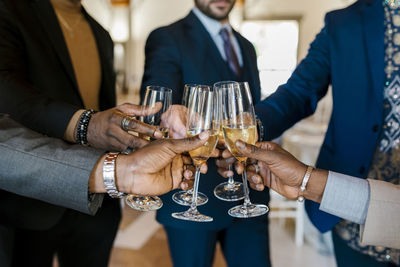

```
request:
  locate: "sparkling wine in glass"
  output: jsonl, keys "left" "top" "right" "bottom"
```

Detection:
{"left": 172, "top": 84, "right": 208, "bottom": 206}
{"left": 213, "top": 81, "right": 245, "bottom": 202}
{"left": 172, "top": 85, "right": 220, "bottom": 222}
{"left": 125, "top": 85, "right": 172, "bottom": 211}
{"left": 222, "top": 82, "right": 269, "bottom": 218}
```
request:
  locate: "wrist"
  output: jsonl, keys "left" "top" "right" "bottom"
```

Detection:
{"left": 115, "top": 154, "right": 133, "bottom": 193}
{"left": 89, "top": 154, "right": 107, "bottom": 193}
{"left": 303, "top": 169, "right": 329, "bottom": 203}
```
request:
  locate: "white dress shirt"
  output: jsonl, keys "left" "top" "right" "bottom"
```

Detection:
{"left": 320, "top": 171, "right": 370, "bottom": 224}
{"left": 192, "top": 7, "right": 243, "bottom": 67}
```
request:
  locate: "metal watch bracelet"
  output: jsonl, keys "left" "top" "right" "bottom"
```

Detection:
{"left": 103, "top": 152, "right": 127, "bottom": 198}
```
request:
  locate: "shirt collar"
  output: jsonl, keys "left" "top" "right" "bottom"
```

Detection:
{"left": 192, "top": 7, "right": 232, "bottom": 38}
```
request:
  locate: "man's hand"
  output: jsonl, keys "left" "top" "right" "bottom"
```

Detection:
{"left": 160, "top": 104, "right": 187, "bottom": 138}
{"left": 87, "top": 103, "right": 163, "bottom": 151}
{"left": 235, "top": 140, "right": 307, "bottom": 200}
{"left": 115, "top": 132, "right": 210, "bottom": 196}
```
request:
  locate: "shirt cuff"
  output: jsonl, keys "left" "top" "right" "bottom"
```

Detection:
{"left": 320, "top": 171, "right": 370, "bottom": 224}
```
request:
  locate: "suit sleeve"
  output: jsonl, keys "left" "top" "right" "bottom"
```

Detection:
{"left": 0, "top": 115, "right": 104, "bottom": 215}
{"left": 140, "top": 28, "right": 183, "bottom": 104}
{"left": 360, "top": 179, "right": 400, "bottom": 249}
{"left": 255, "top": 18, "right": 331, "bottom": 140}
{"left": 0, "top": 3, "right": 79, "bottom": 139}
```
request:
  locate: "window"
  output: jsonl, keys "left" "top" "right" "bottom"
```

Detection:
{"left": 241, "top": 20, "right": 299, "bottom": 100}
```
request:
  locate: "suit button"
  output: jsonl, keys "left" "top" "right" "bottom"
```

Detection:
{"left": 359, "top": 166, "right": 365, "bottom": 174}
{"left": 372, "top": 125, "right": 379, "bottom": 132}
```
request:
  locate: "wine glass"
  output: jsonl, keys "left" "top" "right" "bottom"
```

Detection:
{"left": 172, "top": 84, "right": 208, "bottom": 206}
{"left": 213, "top": 81, "right": 245, "bottom": 202}
{"left": 172, "top": 85, "right": 220, "bottom": 222}
{"left": 221, "top": 82, "right": 269, "bottom": 218}
{"left": 125, "top": 85, "right": 172, "bottom": 211}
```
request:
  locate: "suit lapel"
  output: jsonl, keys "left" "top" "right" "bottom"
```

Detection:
{"left": 184, "top": 12, "right": 232, "bottom": 79}
{"left": 361, "top": 0, "right": 384, "bottom": 102}
{"left": 31, "top": 0, "right": 78, "bottom": 89}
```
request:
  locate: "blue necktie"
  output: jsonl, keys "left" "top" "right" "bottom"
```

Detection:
{"left": 220, "top": 28, "right": 241, "bottom": 77}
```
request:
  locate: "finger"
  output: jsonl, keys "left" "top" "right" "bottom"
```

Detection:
{"left": 180, "top": 179, "right": 194, "bottom": 190}
{"left": 184, "top": 165, "right": 196, "bottom": 177}
{"left": 222, "top": 148, "right": 233, "bottom": 159}
{"left": 215, "top": 157, "right": 236, "bottom": 168}
{"left": 236, "top": 140, "right": 278, "bottom": 164}
{"left": 200, "top": 163, "right": 208, "bottom": 174}
{"left": 182, "top": 155, "right": 193, "bottom": 165}
{"left": 234, "top": 161, "right": 245, "bottom": 174}
{"left": 115, "top": 112, "right": 163, "bottom": 138}
{"left": 117, "top": 102, "right": 162, "bottom": 117}
{"left": 166, "top": 131, "right": 209, "bottom": 154}
{"left": 210, "top": 148, "right": 220, "bottom": 158}
{"left": 246, "top": 170, "right": 263, "bottom": 185}
{"left": 171, "top": 156, "right": 183, "bottom": 190}
{"left": 217, "top": 168, "right": 234, "bottom": 178}
{"left": 111, "top": 127, "right": 150, "bottom": 149}
{"left": 127, "top": 118, "right": 163, "bottom": 138}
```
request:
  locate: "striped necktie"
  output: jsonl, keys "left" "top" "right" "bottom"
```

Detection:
{"left": 220, "top": 27, "right": 242, "bottom": 77}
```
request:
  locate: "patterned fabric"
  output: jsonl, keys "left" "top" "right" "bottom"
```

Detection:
{"left": 219, "top": 28, "right": 242, "bottom": 77}
{"left": 334, "top": 2, "right": 400, "bottom": 265}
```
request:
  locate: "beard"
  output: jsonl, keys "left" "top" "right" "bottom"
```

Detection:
{"left": 195, "top": 0, "right": 236, "bottom": 21}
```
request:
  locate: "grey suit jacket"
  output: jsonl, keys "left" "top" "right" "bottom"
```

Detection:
{"left": 0, "top": 114, "right": 104, "bottom": 215}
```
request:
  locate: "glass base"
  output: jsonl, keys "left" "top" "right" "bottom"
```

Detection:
{"left": 228, "top": 203, "right": 269, "bottom": 218}
{"left": 172, "top": 190, "right": 208, "bottom": 206}
{"left": 214, "top": 182, "right": 244, "bottom": 202}
{"left": 172, "top": 208, "right": 213, "bottom": 222}
{"left": 125, "top": 195, "right": 163, "bottom": 211}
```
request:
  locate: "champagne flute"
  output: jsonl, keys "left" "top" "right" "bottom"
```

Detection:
{"left": 172, "top": 85, "right": 220, "bottom": 222}
{"left": 213, "top": 81, "right": 245, "bottom": 202}
{"left": 221, "top": 82, "right": 269, "bottom": 218}
{"left": 125, "top": 85, "right": 172, "bottom": 211}
{"left": 172, "top": 84, "right": 208, "bottom": 206}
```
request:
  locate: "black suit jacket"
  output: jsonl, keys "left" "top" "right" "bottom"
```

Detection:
{"left": 141, "top": 11, "right": 269, "bottom": 230}
{"left": 0, "top": 0, "right": 116, "bottom": 230}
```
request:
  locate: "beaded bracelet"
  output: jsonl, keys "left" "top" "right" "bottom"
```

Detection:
{"left": 76, "top": 109, "right": 96, "bottom": 146}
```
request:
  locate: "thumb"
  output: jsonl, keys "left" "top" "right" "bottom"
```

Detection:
{"left": 236, "top": 140, "right": 275, "bottom": 164}
{"left": 167, "top": 131, "right": 209, "bottom": 154}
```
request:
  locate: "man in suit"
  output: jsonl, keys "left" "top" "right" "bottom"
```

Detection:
{"left": 235, "top": 140, "right": 400, "bottom": 250}
{"left": 227, "top": 0, "right": 399, "bottom": 266}
{"left": 0, "top": 0, "right": 160, "bottom": 266}
{"left": 140, "top": 0, "right": 270, "bottom": 266}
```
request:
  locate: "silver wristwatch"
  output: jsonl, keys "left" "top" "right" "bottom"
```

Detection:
{"left": 103, "top": 152, "right": 127, "bottom": 198}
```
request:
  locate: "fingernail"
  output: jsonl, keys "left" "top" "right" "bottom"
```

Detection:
{"left": 199, "top": 131, "right": 209, "bottom": 140}
{"left": 154, "top": 130, "right": 163, "bottom": 138}
{"left": 236, "top": 140, "right": 245, "bottom": 149}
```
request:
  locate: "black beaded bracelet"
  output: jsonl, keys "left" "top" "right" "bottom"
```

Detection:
{"left": 76, "top": 109, "right": 97, "bottom": 146}
{"left": 255, "top": 114, "right": 264, "bottom": 142}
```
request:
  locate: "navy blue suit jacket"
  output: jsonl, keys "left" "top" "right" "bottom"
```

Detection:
{"left": 141, "top": 11, "right": 269, "bottom": 230}
{"left": 255, "top": 0, "right": 384, "bottom": 232}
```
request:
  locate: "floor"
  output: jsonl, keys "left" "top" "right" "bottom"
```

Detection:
{"left": 108, "top": 203, "right": 336, "bottom": 267}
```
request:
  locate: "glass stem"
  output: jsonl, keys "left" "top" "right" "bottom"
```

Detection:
{"left": 241, "top": 162, "right": 251, "bottom": 206}
{"left": 190, "top": 167, "right": 201, "bottom": 211}
{"left": 227, "top": 165, "right": 234, "bottom": 185}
